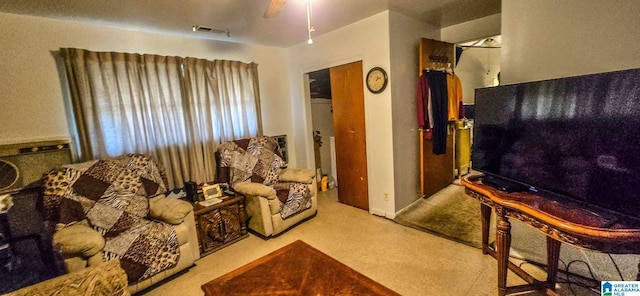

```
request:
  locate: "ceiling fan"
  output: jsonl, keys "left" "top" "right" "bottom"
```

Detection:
{"left": 263, "top": 0, "right": 287, "bottom": 18}
{"left": 264, "top": 0, "right": 314, "bottom": 44}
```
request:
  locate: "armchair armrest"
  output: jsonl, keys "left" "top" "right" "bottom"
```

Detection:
{"left": 149, "top": 195, "right": 193, "bottom": 225}
{"left": 6, "top": 258, "right": 129, "bottom": 296}
{"left": 233, "top": 182, "right": 277, "bottom": 199}
{"left": 279, "top": 168, "right": 316, "bottom": 184}
{"left": 52, "top": 222, "right": 105, "bottom": 258}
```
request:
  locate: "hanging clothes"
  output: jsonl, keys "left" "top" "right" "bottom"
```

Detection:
{"left": 426, "top": 71, "right": 448, "bottom": 155}
{"left": 447, "top": 73, "right": 464, "bottom": 121}
{"left": 417, "top": 72, "right": 435, "bottom": 140}
{"left": 416, "top": 74, "right": 429, "bottom": 129}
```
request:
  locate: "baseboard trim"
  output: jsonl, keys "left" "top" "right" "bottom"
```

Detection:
{"left": 370, "top": 208, "right": 395, "bottom": 219}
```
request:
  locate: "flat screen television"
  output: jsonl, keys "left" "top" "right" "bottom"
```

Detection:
{"left": 472, "top": 68, "right": 640, "bottom": 218}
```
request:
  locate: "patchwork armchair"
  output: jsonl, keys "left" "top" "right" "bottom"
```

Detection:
{"left": 216, "top": 136, "right": 317, "bottom": 238}
{"left": 42, "top": 154, "right": 200, "bottom": 294}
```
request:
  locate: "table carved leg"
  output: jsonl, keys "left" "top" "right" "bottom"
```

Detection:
{"left": 496, "top": 208, "right": 511, "bottom": 296}
{"left": 546, "top": 237, "right": 561, "bottom": 291}
{"left": 480, "top": 203, "right": 492, "bottom": 255}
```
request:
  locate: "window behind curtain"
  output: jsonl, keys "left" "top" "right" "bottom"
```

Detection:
{"left": 61, "top": 48, "right": 262, "bottom": 188}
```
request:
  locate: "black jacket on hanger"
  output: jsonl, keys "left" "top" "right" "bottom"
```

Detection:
{"left": 426, "top": 70, "right": 448, "bottom": 155}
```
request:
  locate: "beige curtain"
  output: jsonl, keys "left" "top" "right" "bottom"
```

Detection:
{"left": 181, "top": 58, "right": 262, "bottom": 183}
{"left": 62, "top": 48, "right": 262, "bottom": 188}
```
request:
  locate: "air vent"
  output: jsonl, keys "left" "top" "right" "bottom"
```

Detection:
{"left": 192, "top": 25, "right": 230, "bottom": 37}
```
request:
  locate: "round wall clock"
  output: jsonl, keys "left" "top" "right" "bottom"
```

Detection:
{"left": 366, "top": 67, "right": 388, "bottom": 94}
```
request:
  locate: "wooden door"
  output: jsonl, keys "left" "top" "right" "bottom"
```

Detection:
{"left": 419, "top": 38, "right": 455, "bottom": 197}
{"left": 330, "top": 61, "right": 369, "bottom": 210}
{"left": 421, "top": 133, "right": 454, "bottom": 198}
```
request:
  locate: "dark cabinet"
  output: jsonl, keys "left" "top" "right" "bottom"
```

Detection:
{"left": 193, "top": 195, "right": 248, "bottom": 257}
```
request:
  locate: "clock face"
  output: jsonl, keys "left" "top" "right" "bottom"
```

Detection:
{"left": 366, "top": 67, "right": 387, "bottom": 94}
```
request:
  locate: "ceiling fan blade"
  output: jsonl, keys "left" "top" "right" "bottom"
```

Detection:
{"left": 263, "top": 0, "right": 286, "bottom": 18}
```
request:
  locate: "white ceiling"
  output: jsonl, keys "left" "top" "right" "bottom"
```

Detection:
{"left": 0, "top": 0, "right": 500, "bottom": 48}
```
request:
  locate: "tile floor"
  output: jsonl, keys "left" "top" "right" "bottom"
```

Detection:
{"left": 140, "top": 188, "right": 595, "bottom": 296}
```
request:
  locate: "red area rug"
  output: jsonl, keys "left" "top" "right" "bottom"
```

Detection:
{"left": 201, "top": 240, "right": 399, "bottom": 296}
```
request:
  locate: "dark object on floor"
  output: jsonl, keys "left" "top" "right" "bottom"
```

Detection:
{"left": 0, "top": 255, "right": 42, "bottom": 294}
{"left": 0, "top": 187, "right": 60, "bottom": 294}
{"left": 201, "top": 240, "right": 400, "bottom": 296}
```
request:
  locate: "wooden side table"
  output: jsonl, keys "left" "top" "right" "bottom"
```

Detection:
{"left": 462, "top": 174, "right": 640, "bottom": 296}
{"left": 193, "top": 195, "right": 249, "bottom": 257}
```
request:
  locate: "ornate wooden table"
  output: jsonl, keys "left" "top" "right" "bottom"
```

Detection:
{"left": 462, "top": 174, "right": 640, "bottom": 296}
{"left": 193, "top": 195, "right": 249, "bottom": 257}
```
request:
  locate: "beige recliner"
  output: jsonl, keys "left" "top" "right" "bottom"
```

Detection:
{"left": 42, "top": 154, "right": 200, "bottom": 294}
{"left": 216, "top": 136, "right": 317, "bottom": 237}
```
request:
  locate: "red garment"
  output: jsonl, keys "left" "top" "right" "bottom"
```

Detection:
{"left": 416, "top": 74, "right": 430, "bottom": 129}
{"left": 423, "top": 129, "right": 433, "bottom": 141}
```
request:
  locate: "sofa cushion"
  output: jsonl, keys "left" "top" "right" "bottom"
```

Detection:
{"left": 279, "top": 168, "right": 316, "bottom": 184}
{"left": 53, "top": 222, "right": 105, "bottom": 258}
{"left": 149, "top": 195, "right": 193, "bottom": 225}
{"left": 233, "top": 182, "right": 276, "bottom": 198}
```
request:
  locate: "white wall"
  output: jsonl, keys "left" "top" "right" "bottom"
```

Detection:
{"left": 286, "top": 11, "right": 395, "bottom": 217}
{"left": 455, "top": 47, "right": 501, "bottom": 104}
{"left": 501, "top": 0, "right": 640, "bottom": 280}
{"left": 388, "top": 11, "right": 440, "bottom": 212}
{"left": 441, "top": 13, "right": 501, "bottom": 44}
{"left": 0, "top": 12, "right": 295, "bottom": 164}
{"left": 502, "top": 0, "right": 640, "bottom": 84}
{"left": 441, "top": 12, "right": 502, "bottom": 106}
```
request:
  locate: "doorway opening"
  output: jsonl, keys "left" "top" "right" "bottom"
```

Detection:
{"left": 305, "top": 61, "right": 369, "bottom": 211}
{"left": 454, "top": 35, "right": 501, "bottom": 177}
{"left": 308, "top": 68, "right": 336, "bottom": 191}
{"left": 395, "top": 36, "right": 502, "bottom": 248}
{"left": 456, "top": 35, "right": 502, "bottom": 106}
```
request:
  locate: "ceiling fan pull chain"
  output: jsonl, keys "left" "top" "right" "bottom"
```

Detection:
{"left": 307, "top": 0, "right": 314, "bottom": 44}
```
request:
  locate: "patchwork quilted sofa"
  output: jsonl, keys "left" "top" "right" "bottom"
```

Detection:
{"left": 42, "top": 154, "right": 199, "bottom": 294}
{"left": 216, "top": 136, "right": 317, "bottom": 237}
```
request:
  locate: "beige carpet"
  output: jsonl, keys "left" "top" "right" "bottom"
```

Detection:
{"left": 141, "top": 188, "right": 597, "bottom": 296}
{"left": 394, "top": 184, "right": 495, "bottom": 249}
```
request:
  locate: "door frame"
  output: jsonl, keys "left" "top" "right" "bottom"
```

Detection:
{"left": 300, "top": 57, "right": 369, "bottom": 202}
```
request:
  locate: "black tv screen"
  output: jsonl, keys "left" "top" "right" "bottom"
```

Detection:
{"left": 473, "top": 68, "right": 640, "bottom": 218}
